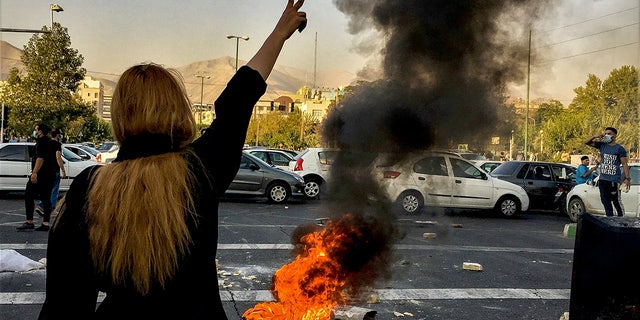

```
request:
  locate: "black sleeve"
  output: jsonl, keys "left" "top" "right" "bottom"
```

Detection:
{"left": 190, "top": 66, "right": 267, "bottom": 195}
{"left": 39, "top": 166, "right": 100, "bottom": 319}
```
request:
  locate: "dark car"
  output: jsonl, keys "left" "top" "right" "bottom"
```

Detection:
{"left": 224, "top": 152, "right": 306, "bottom": 203}
{"left": 490, "top": 161, "right": 576, "bottom": 217}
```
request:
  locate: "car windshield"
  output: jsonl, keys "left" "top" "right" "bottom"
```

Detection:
{"left": 98, "top": 142, "right": 116, "bottom": 151}
{"left": 491, "top": 161, "right": 521, "bottom": 175}
{"left": 61, "top": 147, "right": 84, "bottom": 162}
{"left": 460, "top": 153, "right": 486, "bottom": 161}
{"left": 243, "top": 152, "right": 273, "bottom": 168}
{"left": 79, "top": 145, "right": 99, "bottom": 156}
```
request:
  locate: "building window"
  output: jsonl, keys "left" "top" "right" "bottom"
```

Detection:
{"left": 95, "top": 93, "right": 98, "bottom": 98}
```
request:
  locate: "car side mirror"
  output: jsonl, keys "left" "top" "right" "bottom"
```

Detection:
{"left": 249, "top": 163, "right": 260, "bottom": 171}
{"left": 80, "top": 154, "right": 90, "bottom": 160}
{"left": 480, "top": 172, "right": 487, "bottom": 180}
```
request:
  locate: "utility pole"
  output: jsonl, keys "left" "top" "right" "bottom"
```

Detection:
{"left": 524, "top": 29, "right": 531, "bottom": 160}
{"left": 195, "top": 74, "right": 210, "bottom": 125}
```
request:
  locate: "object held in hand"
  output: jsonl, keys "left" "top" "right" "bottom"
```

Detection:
{"left": 297, "top": 20, "right": 307, "bottom": 33}
{"left": 620, "top": 182, "right": 630, "bottom": 193}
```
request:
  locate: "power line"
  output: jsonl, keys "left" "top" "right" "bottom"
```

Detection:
{"left": 538, "top": 22, "right": 639, "bottom": 49}
{"left": 536, "top": 6, "right": 638, "bottom": 34}
{"left": 534, "top": 41, "right": 638, "bottom": 65}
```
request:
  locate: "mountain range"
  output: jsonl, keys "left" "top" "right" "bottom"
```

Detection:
{"left": 1, "top": 40, "right": 360, "bottom": 103}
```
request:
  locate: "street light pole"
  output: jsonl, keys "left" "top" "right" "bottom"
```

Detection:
{"left": 195, "top": 74, "right": 210, "bottom": 125}
{"left": 226, "top": 35, "right": 249, "bottom": 71}
{"left": 50, "top": 4, "right": 63, "bottom": 29}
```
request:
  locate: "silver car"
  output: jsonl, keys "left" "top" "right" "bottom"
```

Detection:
{"left": 225, "top": 152, "right": 306, "bottom": 203}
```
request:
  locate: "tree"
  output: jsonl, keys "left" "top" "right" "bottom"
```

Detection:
{"left": 1, "top": 23, "right": 105, "bottom": 141}
{"left": 245, "top": 108, "right": 320, "bottom": 150}
{"left": 540, "top": 66, "right": 639, "bottom": 158}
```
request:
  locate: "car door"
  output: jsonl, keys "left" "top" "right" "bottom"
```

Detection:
{"left": 228, "top": 154, "right": 264, "bottom": 192}
{"left": 449, "top": 157, "right": 494, "bottom": 209}
{"left": 523, "top": 163, "right": 557, "bottom": 209}
{"left": 0, "top": 144, "right": 31, "bottom": 190}
{"left": 621, "top": 166, "right": 639, "bottom": 216}
{"left": 411, "top": 155, "right": 452, "bottom": 207}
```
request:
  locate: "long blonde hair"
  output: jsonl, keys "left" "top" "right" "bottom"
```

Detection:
{"left": 88, "top": 63, "right": 197, "bottom": 294}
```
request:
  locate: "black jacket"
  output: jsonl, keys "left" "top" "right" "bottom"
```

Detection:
{"left": 39, "top": 66, "right": 266, "bottom": 320}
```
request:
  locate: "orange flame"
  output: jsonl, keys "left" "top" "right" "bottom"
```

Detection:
{"left": 243, "top": 217, "right": 361, "bottom": 320}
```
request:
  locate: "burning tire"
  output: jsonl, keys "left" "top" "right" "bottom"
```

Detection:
{"left": 267, "top": 182, "right": 290, "bottom": 203}
{"left": 567, "top": 197, "right": 585, "bottom": 223}
{"left": 495, "top": 195, "right": 520, "bottom": 217}
{"left": 303, "top": 178, "right": 322, "bottom": 199}
{"left": 397, "top": 190, "right": 423, "bottom": 214}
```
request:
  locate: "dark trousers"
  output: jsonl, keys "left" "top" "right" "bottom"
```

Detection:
{"left": 598, "top": 180, "right": 625, "bottom": 217}
{"left": 25, "top": 178, "right": 55, "bottom": 223}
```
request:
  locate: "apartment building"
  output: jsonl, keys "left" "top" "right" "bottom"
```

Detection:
{"left": 77, "top": 76, "right": 106, "bottom": 120}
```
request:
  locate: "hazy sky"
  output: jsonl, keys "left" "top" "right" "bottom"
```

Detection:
{"left": 1, "top": 0, "right": 638, "bottom": 104}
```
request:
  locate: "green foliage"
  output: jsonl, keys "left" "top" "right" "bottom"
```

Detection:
{"left": 245, "top": 108, "right": 320, "bottom": 150}
{"left": 540, "top": 65, "right": 639, "bottom": 158}
{"left": 1, "top": 23, "right": 104, "bottom": 142}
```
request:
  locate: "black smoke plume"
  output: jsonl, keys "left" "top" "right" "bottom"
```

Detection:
{"left": 310, "top": 0, "right": 553, "bottom": 301}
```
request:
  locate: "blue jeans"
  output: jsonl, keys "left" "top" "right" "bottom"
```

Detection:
{"left": 38, "top": 172, "right": 61, "bottom": 209}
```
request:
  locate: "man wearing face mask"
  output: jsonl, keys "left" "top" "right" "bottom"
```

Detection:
{"left": 16, "top": 124, "right": 57, "bottom": 231}
{"left": 585, "top": 127, "right": 631, "bottom": 217}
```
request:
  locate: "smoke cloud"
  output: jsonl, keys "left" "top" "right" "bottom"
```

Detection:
{"left": 312, "top": 0, "right": 553, "bottom": 301}
{"left": 326, "top": 0, "right": 552, "bottom": 151}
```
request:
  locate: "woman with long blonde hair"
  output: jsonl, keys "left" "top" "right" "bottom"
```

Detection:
{"left": 39, "top": 1, "right": 307, "bottom": 319}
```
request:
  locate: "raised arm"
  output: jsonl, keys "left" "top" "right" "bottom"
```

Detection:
{"left": 246, "top": 0, "right": 307, "bottom": 80}
{"left": 585, "top": 132, "right": 604, "bottom": 147}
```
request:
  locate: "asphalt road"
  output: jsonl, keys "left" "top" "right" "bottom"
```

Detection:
{"left": 1, "top": 193, "right": 576, "bottom": 320}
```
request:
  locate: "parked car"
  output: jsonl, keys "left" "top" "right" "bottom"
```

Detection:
{"left": 490, "top": 161, "right": 577, "bottom": 217}
{"left": 474, "top": 160, "right": 504, "bottom": 174}
{"left": 64, "top": 143, "right": 100, "bottom": 161}
{"left": 374, "top": 151, "right": 529, "bottom": 216}
{"left": 0, "top": 142, "right": 100, "bottom": 192}
{"left": 245, "top": 148, "right": 295, "bottom": 170}
{"left": 565, "top": 163, "right": 639, "bottom": 222}
{"left": 96, "top": 141, "right": 119, "bottom": 163}
{"left": 224, "top": 152, "right": 306, "bottom": 203}
{"left": 289, "top": 148, "right": 339, "bottom": 199}
{"left": 451, "top": 151, "right": 486, "bottom": 161}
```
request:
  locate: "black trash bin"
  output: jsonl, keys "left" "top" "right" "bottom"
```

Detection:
{"left": 570, "top": 213, "right": 640, "bottom": 319}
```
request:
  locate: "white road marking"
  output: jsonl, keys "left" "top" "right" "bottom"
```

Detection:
{"left": 1, "top": 288, "right": 570, "bottom": 305}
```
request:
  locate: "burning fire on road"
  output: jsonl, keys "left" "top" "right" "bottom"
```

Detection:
{"left": 243, "top": 213, "right": 394, "bottom": 320}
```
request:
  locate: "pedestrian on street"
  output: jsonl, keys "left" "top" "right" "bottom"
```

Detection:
{"left": 575, "top": 155, "right": 598, "bottom": 185}
{"left": 17, "top": 124, "right": 57, "bottom": 231}
{"left": 585, "top": 127, "right": 631, "bottom": 217}
{"left": 35, "top": 129, "right": 67, "bottom": 217}
{"left": 39, "top": 1, "right": 307, "bottom": 319}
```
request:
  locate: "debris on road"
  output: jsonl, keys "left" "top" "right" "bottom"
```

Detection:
{"left": 462, "top": 262, "right": 483, "bottom": 271}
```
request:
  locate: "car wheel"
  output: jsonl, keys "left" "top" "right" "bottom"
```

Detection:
{"left": 267, "top": 182, "right": 290, "bottom": 203}
{"left": 496, "top": 195, "right": 520, "bottom": 217}
{"left": 303, "top": 178, "right": 322, "bottom": 199}
{"left": 567, "top": 197, "right": 585, "bottom": 223}
{"left": 397, "top": 190, "right": 423, "bottom": 214}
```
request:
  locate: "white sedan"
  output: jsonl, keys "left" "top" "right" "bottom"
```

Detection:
{"left": 374, "top": 151, "right": 529, "bottom": 216}
{"left": 565, "top": 163, "right": 639, "bottom": 222}
{"left": 0, "top": 142, "right": 100, "bottom": 192}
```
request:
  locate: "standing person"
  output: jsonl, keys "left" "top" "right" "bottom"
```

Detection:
{"left": 575, "top": 155, "right": 598, "bottom": 184}
{"left": 35, "top": 129, "right": 67, "bottom": 216}
{"left": 17, "top": 124, "right": 57, "bottom": 231}
{"left": 39, "top": 1, "right": 307, "bottom": 319}
{"left": 585, "top": 127, "right": 631, "bottom": 217}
